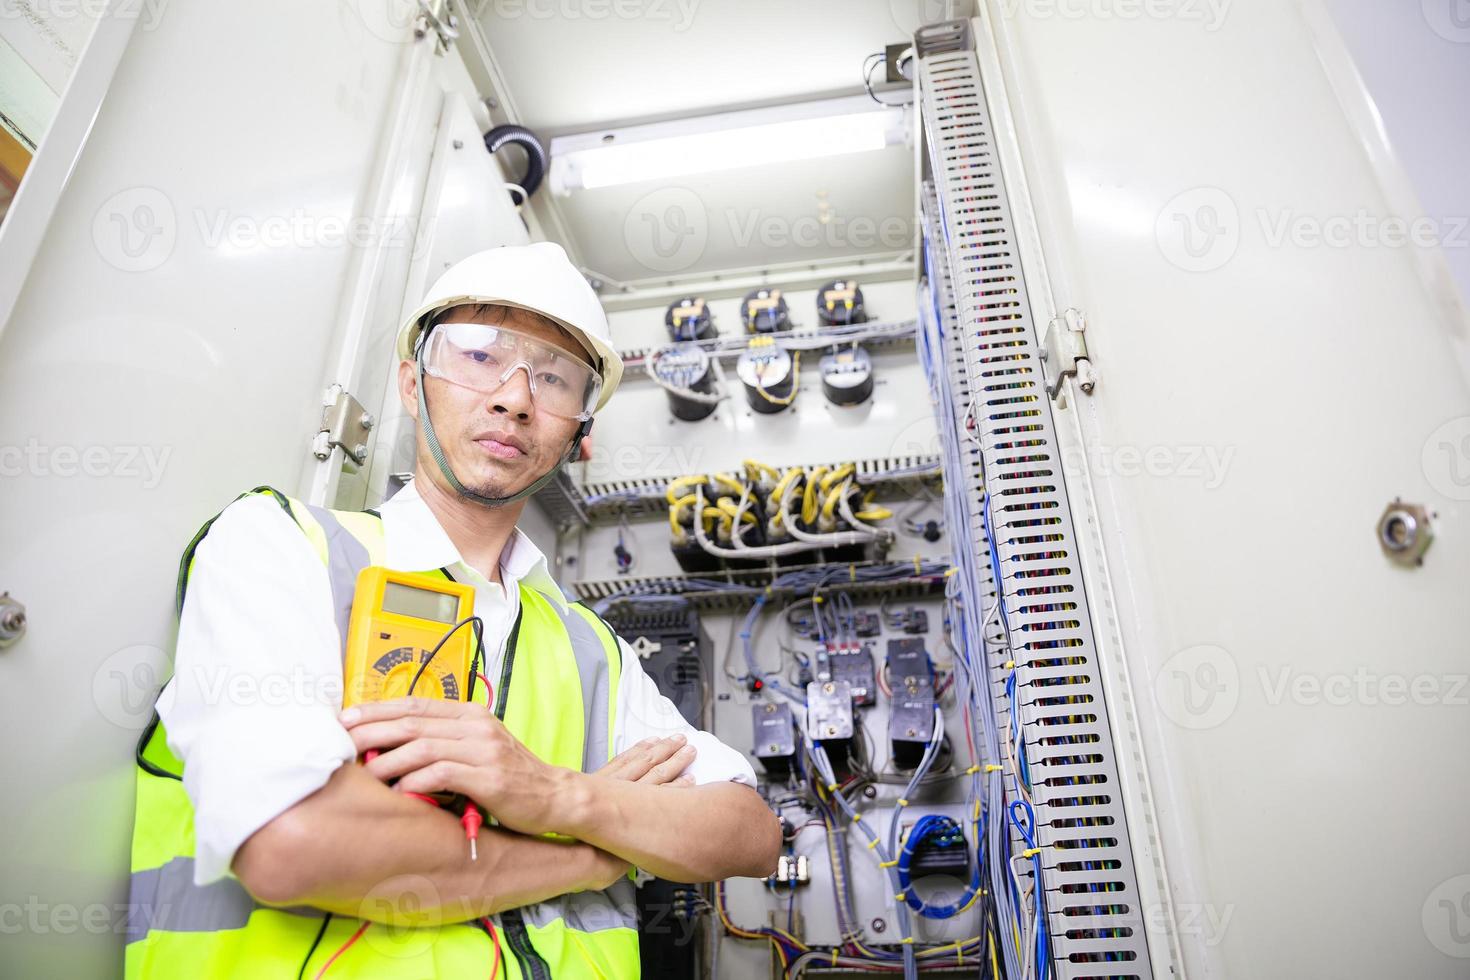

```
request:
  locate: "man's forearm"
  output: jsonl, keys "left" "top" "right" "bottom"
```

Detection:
{"left": 234, "top": 763, "right": 617, "bottom": 923}
{"left": 558, "top": 778, "right": 780, "bottom": 883}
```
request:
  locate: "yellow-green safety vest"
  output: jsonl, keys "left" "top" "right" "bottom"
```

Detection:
{"left": 125, "top": 487, "right": 641, "bottom": 979}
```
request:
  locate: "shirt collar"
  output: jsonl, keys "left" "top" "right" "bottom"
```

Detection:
{"left": 378, "top": 478, "right": 568, "bottom": 610}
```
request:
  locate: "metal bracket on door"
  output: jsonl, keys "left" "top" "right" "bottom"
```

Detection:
{"left": 416, "top": 0, "right": 460, "bottom": 52}
{"left": 1041, "top": 307, "right": 1097, "bottom": 398}
{"left": 313, "top": 384, "right": 375, "bottom": 466}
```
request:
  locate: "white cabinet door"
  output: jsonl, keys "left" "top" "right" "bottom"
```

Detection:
{"left": 0, "top": 3, "right": 459, "bottom": 974}
{"left": 976, "top": 4, "right": 1470, "bottom": 977}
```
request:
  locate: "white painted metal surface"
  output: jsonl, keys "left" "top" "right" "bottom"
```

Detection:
{"left": 975, "top": 2, "right": 1470, "bottom": 976}
{"left": 0, "top": 3, "right": 482, "bottom": 974}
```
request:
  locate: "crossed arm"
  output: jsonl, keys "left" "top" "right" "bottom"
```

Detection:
{"left": 233, "top": 698, "right": 781, "bottom": 924}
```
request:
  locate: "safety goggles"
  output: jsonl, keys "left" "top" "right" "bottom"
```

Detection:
{"left": 419, "top": 321, "right": 602, "bottom": 421}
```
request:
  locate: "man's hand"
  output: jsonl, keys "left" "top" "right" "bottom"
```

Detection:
{"left": 341, "top": 698, "right": 698, "bottom": 837}
{"left": 597, "top": 734, "right": 698, "bottom": 786}
{"left": 343, "top": 697, "right": 569, "bottom": 835}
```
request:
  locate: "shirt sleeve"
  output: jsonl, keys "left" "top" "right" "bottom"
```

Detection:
{"left": 157, "top": 494, "right": 356, "bottom": 886}
{"left": 611, "top": 636, "right": 757, "bottom": 789}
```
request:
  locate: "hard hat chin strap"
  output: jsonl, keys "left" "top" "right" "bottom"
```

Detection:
{"left": 415, "top": 357, "right": 589, "bottom": 508}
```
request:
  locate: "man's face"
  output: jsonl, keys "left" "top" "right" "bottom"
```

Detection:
{"left": 400, "top": 304, "right": 590, "bottom": 501}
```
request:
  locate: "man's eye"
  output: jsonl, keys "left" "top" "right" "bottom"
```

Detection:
{"left": 466, "top": 350, "right": 500, "bottom": 366}
{"left": 538, "top": 371, "right": 567, "bottom": 388}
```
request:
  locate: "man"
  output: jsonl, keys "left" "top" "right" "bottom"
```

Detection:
{"left": 127, "top": 242, "right": 780, "bottom": 978}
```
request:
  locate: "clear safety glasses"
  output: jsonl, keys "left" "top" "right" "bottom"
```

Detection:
{"left": 420, "top": 321, "right": 602, "bottom": 421}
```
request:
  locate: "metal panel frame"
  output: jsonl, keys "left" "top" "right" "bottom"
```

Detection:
{"left": 917, "top": 27, "right": 1154, "bottom": 978}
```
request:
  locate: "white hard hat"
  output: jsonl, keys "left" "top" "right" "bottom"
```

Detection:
{"left": 397, "top": 242, "right": 622, "bottom": 412}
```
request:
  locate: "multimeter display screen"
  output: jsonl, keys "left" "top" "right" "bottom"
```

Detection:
{"left": 382, "top": 582, "right": 459, "bottom": 624}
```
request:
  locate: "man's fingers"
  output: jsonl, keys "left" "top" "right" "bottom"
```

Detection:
{"left": 339, "top": 696, "right": 484, "bottom": 728}
{"left": 672, "top": 774, "right": 695, "bottom": 786}
{"left": 347, "top": 716, "right": 476, "bottom": 755}
{"left": 394, "top": 759, "right": 476, "bottom": 798}
{"left": 596, "top": 736, "right": 660, "bottom": 778}
{"left": 601, "top": 735, "right": 686, "bottom": 781}
{"left": 636, "top": 744, "right": 696, "bottom": 785}
{"left": 363, "top": 737, "right": 485, "bottom": 782}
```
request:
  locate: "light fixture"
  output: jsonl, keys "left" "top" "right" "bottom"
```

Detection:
{"left": 548, "top": 95, "right": 908, "bottom": 194}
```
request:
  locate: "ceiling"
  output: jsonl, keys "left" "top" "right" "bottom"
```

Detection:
{"left": 472, "top": 0, "right": 977, "bottom": 290}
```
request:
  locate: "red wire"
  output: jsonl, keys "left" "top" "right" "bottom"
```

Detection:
{"left": 313, "top": 921, "right": 370, "bottom": 979}
{"left": 482, "top": 917, "right": 503, "bottom": 978}
{"left": 477, "top": 673, "right": 493, "bottom": 707}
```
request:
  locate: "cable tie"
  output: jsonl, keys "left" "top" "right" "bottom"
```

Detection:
{"left": 900, "top": 936, "right": 916, "bottom": 945}
{"left": 1003, "top": 660, "right": 1016, "bottom": 669}
{"left": 964, "top": 765, "right": 981, "bottom": 775}
{"left": 913, "top": 554, "right": 921, "bottom": 576}
{"left": 983, "top": 764, "right": 1002, "bottom": 773}
{"left": 944, "top": 567, "right": 958, "bottom": 577}
{"left": 1020, "top": 846, "right": 1045, "bottom": 858}
{"left": 849, "top": 564, "right": 856, "bottom": 582}
{"left": 897, "top": 798, "right": 909, "bottom": 807}
{"left": 879, "top": 859, "right": 897, "bottom": 868}
{"left": 826, "top": 782, "right": 839, "bottom": 793}
{"left": 894, "top": 892, "right": 907, "bottom": 902}
{"left": 866, "top": 837, "right": 879, "bottom": 850}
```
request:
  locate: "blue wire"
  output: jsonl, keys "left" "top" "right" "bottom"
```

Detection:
{"left": 1005, "top": 670, "right": 1032, "bottom": 791}
{"left": 1009, "top": 799, "right": 1050, "bottom": 980}
{"left": 894, "top": 814, "right": 984, "bottom": 919}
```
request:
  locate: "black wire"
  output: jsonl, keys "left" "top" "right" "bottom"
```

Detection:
{"left": 436, "top": 568, "right": 488, "bottom": 705}
{"left": 297, "top": 912, "right": 332, "bottom": 980}
{"left": 407, "top": 615, "right": 484, "bottom": 697}
{"left": 863, "top": 51, "right": 913, "bottom": 107}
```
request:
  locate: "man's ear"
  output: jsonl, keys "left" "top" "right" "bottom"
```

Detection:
{"left": 397, "top": 360, "right": 419, "bottom": 420}
{"left": 578, "top": 434, "right": 593, "bottom": 462}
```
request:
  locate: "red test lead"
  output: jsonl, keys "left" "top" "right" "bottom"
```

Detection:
{"left": 462, "top": 807, "right": 484, "bottom": 861}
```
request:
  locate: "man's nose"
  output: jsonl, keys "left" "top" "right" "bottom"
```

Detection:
{"left": 489, "top": 363, "right": 535, "bottom": 417}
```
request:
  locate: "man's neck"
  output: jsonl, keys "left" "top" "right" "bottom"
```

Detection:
{"left": 412, "top": 468, "right": 527, "bottom": 584}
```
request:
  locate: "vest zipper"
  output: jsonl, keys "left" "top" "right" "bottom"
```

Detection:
{"left": 490, "top": 608, "right": 552, "bottom": 980}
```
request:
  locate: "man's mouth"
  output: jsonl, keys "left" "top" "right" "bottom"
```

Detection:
{"left": 474, "top": 434, "right": 527, "bottom": 459}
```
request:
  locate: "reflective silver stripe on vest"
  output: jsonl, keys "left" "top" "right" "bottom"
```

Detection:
{"left": 125, "top": 857, "right": 255, "bottom": 943}
{"left": 306, "top": 504, "right": 371, "bottom": 649}
{"left": 518, "top": 878, "right": 637, "bottom": 933}
{"left": 546, "top": 602, "right": 614, "bottom": 774}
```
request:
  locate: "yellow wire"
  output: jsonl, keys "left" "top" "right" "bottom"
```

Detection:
{"left": 743, "top": 459, "right": 780, "bottom": 484}
{"left": 753, "top": 350, "right": 801, "bottom": 406}
{"left": 820, "top": 463, "right": 855, "bottom": 492}
{"left": 819, "top": 479, "right": 848, "bottom": 524}
{"left": 664, "top": 475, "right": 705, "bottom": 505}
{"left": 713, "top": 472, "right": 745, "bottom": 497}
{"left": 801, "top": 465, "right": 828, "bottom": 525}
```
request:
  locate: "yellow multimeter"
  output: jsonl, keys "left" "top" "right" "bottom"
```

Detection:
{"left": 342, "top": 568, "right": 478, "bottom": 709}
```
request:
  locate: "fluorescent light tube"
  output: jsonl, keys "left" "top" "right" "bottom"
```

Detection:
{"left": 549, "top": 98, "right": 906, "bottom": 193}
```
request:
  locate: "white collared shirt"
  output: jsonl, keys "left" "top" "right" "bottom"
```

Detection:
{"left": 159, "top": 480, "right": 755, "bottom": 886}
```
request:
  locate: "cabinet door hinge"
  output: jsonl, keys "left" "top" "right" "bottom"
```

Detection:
{"left": 1041, "top": 307, "right": 1097, "bottom": 398}
{"left": 416, "top": 0, "right": 460, "bottom": 52}
{"left": 312, "top": 384, "right": 375, "bottom": 465}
